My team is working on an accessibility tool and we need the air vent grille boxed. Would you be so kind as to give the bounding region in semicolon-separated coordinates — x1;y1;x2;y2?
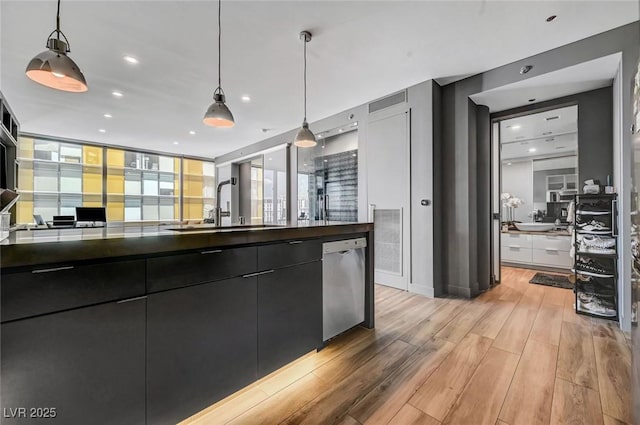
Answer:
368;91;407;113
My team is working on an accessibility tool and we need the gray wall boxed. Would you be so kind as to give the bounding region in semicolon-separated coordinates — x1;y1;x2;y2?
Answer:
437;21;638;298
476;104;491;292
492;87;614;187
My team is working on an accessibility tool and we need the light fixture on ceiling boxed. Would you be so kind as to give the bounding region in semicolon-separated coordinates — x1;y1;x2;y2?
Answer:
98;129;106;133
103;113;112;118
511;125;521;130
203;0;235;128
189;130;196;135
529;148;537;153
25;0;88;92
293;31;317;148
173;141;179;145
519;65;533;75
123;55;139;64
112;91;123;98
241;95;251;103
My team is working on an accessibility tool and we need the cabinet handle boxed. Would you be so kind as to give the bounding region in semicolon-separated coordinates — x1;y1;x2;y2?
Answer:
32;266;74;274
117;295;147;304
242;270;275;278
612;199;618;236
288;241;303;245
508;245;520;249
201;249;223;255
545;248;558;252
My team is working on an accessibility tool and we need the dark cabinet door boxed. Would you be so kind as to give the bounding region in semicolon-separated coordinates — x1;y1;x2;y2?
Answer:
147;276;258;425
258;261;322;377
1;298;146;425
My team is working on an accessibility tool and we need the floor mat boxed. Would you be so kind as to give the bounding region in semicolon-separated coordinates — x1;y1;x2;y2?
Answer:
529;272;573;289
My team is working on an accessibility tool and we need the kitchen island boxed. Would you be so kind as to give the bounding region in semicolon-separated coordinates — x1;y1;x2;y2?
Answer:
0;221;374;425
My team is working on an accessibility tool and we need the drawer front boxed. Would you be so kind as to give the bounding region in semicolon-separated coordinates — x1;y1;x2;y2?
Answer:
147;246;257;292
257;239;321;270
1;259;146;322
501;233;532;248
501;246;532;263
532;248;572;269
531;235;572;251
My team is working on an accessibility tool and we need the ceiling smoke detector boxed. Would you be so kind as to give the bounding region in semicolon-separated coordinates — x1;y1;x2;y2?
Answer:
520;65;533;75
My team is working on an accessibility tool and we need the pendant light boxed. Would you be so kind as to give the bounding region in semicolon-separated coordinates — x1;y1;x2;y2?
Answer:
25;0;88;92
203;0;235;128
294;31;317;148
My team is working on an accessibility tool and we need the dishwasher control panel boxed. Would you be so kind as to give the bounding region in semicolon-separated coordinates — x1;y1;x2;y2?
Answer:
322;237;367;254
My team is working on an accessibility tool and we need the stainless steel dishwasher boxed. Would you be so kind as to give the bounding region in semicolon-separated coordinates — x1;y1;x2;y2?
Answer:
322;237;367;341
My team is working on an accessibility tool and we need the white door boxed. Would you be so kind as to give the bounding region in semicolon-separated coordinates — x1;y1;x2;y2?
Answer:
367;109;410;290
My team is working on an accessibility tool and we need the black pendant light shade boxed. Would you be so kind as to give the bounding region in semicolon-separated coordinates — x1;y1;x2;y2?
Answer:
294;31;316;148
25;0;88;92
204;0;235;128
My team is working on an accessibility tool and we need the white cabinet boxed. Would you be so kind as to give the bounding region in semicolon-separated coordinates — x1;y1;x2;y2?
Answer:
501;232;571;269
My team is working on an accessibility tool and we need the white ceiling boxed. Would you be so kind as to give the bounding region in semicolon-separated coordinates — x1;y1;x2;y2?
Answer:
1;1;637;159
471;53;622;112
500;105;577;160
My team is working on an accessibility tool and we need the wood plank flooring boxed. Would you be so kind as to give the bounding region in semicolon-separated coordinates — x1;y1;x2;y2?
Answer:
181;266;632;425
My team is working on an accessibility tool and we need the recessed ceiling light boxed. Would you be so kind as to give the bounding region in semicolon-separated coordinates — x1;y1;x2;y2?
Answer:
123;55;139;64
511;125;521;130
241;95;251;102
112;91;123;98
507;162;512;166
546;15;557;22
98;129;106;133
519;65;533;75
173;141;179;145
189;130;196;135
103;113;112;118
528;148;537;153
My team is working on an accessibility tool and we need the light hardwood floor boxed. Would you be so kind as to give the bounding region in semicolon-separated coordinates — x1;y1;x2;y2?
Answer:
181;266;632;425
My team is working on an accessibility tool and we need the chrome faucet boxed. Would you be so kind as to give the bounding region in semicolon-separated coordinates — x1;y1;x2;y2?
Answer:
214;177;237;227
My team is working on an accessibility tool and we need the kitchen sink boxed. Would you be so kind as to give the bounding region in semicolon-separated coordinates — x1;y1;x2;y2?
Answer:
514;223;556;232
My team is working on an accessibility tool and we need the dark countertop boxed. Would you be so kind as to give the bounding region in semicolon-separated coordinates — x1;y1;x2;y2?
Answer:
0;221;374;269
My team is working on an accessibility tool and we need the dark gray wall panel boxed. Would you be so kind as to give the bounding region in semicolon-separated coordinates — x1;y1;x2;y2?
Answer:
476;104;491;292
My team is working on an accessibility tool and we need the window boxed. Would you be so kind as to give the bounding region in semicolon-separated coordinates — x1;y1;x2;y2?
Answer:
106;148;180;222
17;137;103;222
16;136;214;224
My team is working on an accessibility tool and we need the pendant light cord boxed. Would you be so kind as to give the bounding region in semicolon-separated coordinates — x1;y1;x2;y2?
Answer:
217;0;222;91
56;0;61;36
303;37;307;122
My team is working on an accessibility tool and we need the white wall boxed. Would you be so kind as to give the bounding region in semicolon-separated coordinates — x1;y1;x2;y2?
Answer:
501;161;533;222
613;59;631;331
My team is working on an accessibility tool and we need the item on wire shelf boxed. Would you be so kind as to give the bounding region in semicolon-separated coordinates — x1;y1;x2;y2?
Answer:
572;257;615;278
578;234;616;255
576;201;610;215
